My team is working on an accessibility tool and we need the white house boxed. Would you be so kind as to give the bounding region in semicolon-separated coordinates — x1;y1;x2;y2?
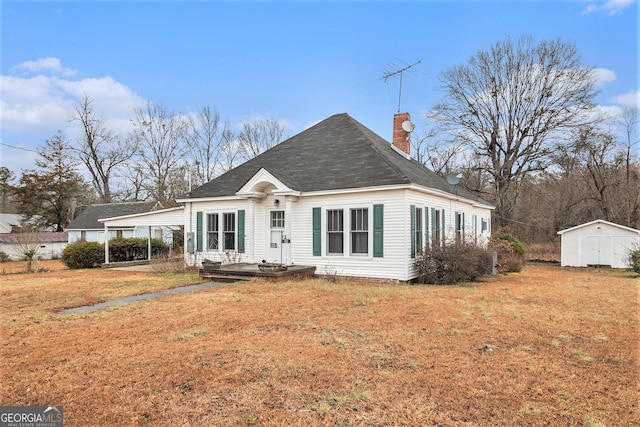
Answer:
0;232;68;261
0;214;22;233
557;219;640;269
173;113;494;281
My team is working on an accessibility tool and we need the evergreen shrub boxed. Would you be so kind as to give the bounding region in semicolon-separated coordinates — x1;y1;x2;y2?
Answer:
628;247;640;275
61;241;104;269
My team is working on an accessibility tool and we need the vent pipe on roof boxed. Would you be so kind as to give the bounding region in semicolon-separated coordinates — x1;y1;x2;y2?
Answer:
392;112;413;155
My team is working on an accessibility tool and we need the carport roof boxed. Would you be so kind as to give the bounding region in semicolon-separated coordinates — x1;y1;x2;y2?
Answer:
67;201;158;230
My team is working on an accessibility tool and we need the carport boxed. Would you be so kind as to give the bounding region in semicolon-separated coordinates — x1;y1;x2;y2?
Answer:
99;206;185;265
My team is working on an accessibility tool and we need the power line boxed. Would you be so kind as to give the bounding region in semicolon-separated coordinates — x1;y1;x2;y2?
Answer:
0;142;38;153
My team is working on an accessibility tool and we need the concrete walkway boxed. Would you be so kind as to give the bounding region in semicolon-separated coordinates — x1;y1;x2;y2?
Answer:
60;281;231;315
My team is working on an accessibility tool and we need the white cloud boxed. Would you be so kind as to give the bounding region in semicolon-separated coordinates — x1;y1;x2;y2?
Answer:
581;0;637;15
13;57;77;77
592;68;617;86
1;58;145;137
612;89;640;108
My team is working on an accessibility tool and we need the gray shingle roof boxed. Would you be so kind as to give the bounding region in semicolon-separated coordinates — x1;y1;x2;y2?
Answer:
66;201;158;230
183;113;491;206
0;232;68;243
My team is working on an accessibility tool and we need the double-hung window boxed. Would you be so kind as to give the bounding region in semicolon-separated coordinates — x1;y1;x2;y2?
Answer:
415;207;423;255
223;213;235;250
327;209;344;254
455;212;464;243
351;208;368;255
433;209;441;247
207;213;219;250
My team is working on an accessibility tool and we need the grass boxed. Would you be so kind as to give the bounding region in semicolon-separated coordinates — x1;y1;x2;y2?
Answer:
1;261;638;426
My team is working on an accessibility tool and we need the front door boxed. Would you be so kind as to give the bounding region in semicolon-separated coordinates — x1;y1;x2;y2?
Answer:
267;210;285;263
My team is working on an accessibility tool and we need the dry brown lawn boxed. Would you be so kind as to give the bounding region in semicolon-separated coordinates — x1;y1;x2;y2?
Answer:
1;261;638;426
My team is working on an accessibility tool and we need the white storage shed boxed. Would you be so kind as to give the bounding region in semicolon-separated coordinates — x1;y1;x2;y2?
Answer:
557;219;640;269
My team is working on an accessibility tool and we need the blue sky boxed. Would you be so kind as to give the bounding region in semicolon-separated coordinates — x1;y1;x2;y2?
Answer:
1;0;638;174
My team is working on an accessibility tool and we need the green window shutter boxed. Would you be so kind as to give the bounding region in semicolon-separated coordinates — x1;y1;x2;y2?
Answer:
410;205;416;258
373;204;384;257
196;211;203;252
462;212;465;238
312;207;321;256
431;207;436;238
237;209;245;253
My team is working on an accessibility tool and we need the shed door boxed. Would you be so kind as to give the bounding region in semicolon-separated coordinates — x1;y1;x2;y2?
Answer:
586;236;612;267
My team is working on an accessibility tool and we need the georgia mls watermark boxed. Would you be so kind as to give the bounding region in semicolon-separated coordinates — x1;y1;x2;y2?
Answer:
0;406;63;427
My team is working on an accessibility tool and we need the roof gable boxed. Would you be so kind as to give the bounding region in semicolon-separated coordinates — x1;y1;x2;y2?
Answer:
557;219;640;235
235;168;298;199
182;113;490;206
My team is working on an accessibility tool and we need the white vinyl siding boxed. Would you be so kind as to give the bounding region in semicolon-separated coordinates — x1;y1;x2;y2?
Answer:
184;187;493;281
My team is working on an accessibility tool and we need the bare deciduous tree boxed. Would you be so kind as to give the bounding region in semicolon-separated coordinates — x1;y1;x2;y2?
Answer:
187;106;234;187
10;226;42;272
70;95;135;203
237;117;289;161
431;35;599;227
129;102;190;206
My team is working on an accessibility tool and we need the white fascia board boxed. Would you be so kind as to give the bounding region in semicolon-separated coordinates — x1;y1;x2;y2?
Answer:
301;184;494;209
557;219;640;235
175;195;242;203
98;206;184;224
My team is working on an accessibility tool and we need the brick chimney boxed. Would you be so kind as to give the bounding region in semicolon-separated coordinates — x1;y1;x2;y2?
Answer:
392;112;412;155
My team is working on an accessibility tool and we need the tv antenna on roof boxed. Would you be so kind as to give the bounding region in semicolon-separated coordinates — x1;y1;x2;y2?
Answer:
380;60;421;112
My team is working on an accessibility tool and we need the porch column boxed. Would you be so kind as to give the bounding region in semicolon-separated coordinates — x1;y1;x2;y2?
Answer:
247;199;255;262
148;226;152;261
284;197;293;265
104;226;110;264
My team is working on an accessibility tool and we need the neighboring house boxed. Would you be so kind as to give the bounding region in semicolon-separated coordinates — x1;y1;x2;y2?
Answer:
66;201;173;245
0;232;68;261
557;219;640;269
172;112;494;281
0;213;22;233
